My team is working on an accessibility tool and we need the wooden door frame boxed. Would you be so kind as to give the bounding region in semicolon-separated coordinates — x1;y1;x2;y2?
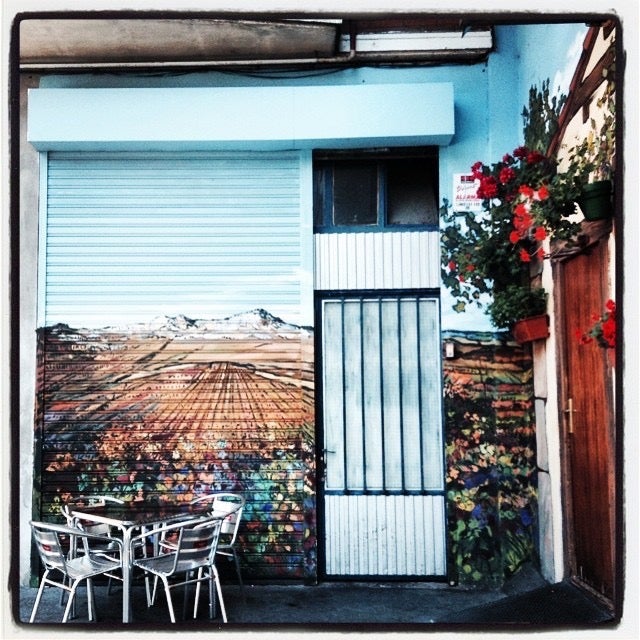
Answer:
553;235;621;611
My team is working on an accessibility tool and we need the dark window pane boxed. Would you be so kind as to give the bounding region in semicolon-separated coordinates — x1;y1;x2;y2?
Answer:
332;164;378;226
313;166;327;227
387;159;438;225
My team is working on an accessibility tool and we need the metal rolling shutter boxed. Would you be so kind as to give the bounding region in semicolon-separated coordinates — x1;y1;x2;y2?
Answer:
42;151;304;327
38;150;312;579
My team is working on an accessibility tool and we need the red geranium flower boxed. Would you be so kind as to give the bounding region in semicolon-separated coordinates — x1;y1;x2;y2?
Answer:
477;176;498;199
471;161;484;179
513;146;529;159
499;167;516;184
518;184;535;199
513;202;529;217
577;300;616;349
536;185;550;200
513;210;532;232
526;151;545;164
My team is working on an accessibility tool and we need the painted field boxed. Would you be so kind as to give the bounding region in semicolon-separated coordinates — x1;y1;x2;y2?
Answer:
35;310;316;579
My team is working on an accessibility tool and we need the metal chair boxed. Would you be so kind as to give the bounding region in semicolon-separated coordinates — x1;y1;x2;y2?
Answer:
131;515;227;623
62;495;125;595
29;520;123;623
62;495;125;547
190;493;246;597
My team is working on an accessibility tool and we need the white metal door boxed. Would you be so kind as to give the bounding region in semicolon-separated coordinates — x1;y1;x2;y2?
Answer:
320;293;446;577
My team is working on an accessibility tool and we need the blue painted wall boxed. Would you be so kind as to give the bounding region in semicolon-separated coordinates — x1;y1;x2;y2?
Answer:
39;54;494;332
31;21;590;583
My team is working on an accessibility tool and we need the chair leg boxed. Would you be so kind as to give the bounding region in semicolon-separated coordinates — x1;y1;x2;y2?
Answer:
86;578;95;622
193;568;203;619
62;579;81;623
182;572;192;621
59;576;67;606
137;527;153;608
231;550;245;602
29;571;49;623
150;575;159;606
208;570;216;620
211;565;227;623
143;574;152;606
161;576;176;624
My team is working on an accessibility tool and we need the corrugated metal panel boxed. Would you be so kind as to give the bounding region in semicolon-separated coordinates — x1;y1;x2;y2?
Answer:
325;495;446;576
314;231;440;290
38;150;315;580
43;151;303;327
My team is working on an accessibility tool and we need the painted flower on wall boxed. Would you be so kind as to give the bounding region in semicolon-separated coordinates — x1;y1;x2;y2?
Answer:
443;339;538;587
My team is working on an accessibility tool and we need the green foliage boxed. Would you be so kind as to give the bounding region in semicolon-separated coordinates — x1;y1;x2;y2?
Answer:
445;374;538;585
565;78;616;184
441;78;584;331
489;285;548;329
440;147;581;330
522;79;567;153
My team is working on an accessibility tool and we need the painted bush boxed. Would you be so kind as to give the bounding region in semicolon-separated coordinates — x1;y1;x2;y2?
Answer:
34;310;316;580
442;331;538;586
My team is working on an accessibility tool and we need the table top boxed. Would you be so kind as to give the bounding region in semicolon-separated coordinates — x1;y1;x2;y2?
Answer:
70;500;213;529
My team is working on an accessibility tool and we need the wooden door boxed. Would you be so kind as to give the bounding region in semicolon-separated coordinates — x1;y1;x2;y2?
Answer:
556;239;616;605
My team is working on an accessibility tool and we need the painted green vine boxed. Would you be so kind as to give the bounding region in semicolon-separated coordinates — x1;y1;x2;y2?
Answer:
444;356;538;586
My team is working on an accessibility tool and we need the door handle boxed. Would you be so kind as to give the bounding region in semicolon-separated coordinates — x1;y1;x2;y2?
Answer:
564;397;577;434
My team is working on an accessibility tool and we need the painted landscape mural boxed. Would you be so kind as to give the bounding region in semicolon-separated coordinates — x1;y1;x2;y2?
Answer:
35;309;536;585
35;308;316;579
442;330;537;586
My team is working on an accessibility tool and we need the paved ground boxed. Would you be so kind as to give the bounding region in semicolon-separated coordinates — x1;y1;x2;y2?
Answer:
12;564;616;632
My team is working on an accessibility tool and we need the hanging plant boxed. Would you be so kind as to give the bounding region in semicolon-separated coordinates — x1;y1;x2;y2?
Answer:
441;146;582;331
565;76;616;220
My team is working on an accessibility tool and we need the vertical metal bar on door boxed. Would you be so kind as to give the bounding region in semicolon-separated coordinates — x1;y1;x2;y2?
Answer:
397;297;406;492
378;298;387;493
340;298;348;490
416;298;425;491
359;298;367;491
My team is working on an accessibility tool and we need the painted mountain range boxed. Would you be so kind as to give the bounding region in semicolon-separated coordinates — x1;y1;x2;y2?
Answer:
36;307;315;578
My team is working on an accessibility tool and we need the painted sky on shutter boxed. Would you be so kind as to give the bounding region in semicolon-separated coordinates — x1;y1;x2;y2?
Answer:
41;151;312;329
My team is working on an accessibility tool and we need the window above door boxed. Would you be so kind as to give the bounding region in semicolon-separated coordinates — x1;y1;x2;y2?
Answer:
313;148;439;232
